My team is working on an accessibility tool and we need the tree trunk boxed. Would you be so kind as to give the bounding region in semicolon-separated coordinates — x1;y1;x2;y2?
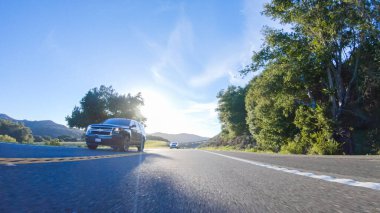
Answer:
331;53;346;119
327;67;337;118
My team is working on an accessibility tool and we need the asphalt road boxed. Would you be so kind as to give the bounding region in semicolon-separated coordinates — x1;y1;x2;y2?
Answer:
1;142;379;212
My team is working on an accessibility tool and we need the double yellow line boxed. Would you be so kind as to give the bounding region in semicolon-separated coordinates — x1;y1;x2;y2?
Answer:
0;152;144;165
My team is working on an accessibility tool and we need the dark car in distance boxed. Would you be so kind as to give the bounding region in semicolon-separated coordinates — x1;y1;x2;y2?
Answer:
85;118;146;152
169;142;179;149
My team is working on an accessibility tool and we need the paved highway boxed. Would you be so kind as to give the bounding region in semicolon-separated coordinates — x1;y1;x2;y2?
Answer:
1;142;379;212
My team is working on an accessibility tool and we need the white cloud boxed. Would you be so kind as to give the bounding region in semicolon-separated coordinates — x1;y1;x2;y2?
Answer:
188;58;235;87
188;0;268;88
149;6;193;76
43;29;64;54
188;51;254;88
144;7;201;99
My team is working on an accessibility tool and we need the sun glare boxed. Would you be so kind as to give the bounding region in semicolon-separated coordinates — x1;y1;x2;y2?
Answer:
139;89;185;134
130;88;218;137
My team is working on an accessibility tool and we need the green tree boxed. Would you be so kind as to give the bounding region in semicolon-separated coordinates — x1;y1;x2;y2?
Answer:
216;86;249;140
245;65;299;152
264;0;380;153
242;0;380;154
66;85;146;129
0;119;34;143
0;134;17;142
264;0;380;120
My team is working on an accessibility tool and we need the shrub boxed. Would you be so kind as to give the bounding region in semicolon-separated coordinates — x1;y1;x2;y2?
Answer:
308;135;339;155
0;119;34;143
44;139;61;146
280;140;304;154
293;105;339;154
0;134;17;142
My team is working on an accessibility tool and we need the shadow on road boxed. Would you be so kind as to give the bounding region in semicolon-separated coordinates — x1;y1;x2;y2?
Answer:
1;150;218;212
0;142;148;158
0;149;229;212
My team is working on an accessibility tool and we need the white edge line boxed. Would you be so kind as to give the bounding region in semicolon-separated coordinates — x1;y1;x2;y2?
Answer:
201;150;380;191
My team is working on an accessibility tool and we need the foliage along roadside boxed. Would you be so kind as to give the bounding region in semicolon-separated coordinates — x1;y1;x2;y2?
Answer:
0;119;34;143
0;134;17;142
210;1;380;155
144;140;169;148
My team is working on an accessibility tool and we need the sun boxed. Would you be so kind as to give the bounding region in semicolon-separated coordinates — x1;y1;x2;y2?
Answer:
139;89;184;133
130;87;218;137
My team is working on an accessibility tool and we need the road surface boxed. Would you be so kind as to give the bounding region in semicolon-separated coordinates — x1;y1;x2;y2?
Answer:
1;142;379;212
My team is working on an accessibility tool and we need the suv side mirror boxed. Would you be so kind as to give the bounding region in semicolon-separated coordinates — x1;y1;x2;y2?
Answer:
130;124;137;129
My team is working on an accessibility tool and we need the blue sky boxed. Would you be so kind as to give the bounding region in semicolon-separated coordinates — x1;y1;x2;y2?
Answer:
0;0;279;137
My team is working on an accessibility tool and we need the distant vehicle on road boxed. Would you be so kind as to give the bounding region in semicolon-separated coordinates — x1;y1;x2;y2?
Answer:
85;118;146;152
169;142;179;149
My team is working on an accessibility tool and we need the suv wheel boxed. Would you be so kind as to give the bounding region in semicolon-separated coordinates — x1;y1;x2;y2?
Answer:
120;135;130;152
137;140;145;152
87;144;98;150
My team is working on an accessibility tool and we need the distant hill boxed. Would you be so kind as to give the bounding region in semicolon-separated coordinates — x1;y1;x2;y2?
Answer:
0;113;83;138
146;135;169;142
149;132;209;143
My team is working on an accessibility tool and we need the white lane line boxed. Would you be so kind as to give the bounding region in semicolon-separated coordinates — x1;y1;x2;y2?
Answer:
202;150;380;191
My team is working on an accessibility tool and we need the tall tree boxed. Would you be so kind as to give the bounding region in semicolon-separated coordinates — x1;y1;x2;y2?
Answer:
263;0;380;121
216;86;249;140
66;85;146;129
242;0;380;154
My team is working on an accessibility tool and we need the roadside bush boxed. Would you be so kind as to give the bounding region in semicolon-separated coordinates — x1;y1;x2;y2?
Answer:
366;128;380;154
0;134;17;142
308;132;339;155
280;140;303;154
0;119;34;143
57;135;78;142
44;139;61;146
293;105;340;154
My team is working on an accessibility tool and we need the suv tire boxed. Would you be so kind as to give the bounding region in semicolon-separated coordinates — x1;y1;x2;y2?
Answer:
137;140;144;152
120;135;130;152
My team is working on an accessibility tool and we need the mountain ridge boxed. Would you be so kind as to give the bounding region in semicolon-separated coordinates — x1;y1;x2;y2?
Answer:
149;132;209;143
0;113;83;138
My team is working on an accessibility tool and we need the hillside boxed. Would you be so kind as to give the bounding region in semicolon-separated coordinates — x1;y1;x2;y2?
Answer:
0;114;83;138
149;132;209;143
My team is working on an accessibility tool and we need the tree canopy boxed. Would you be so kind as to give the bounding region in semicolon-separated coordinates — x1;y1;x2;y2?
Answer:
66;85;146;129
0;119;34;143
212;0;380;154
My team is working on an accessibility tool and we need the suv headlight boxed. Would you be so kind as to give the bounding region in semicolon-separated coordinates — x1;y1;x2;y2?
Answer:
113;127;121;134
86;125;92;135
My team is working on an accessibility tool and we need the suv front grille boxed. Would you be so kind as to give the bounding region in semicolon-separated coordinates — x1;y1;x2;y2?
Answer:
90;130;112;135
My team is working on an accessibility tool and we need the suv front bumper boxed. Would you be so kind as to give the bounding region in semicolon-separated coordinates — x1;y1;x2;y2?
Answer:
85;134;124;146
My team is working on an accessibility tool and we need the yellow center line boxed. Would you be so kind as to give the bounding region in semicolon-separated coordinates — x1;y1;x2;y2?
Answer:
0;152;144;165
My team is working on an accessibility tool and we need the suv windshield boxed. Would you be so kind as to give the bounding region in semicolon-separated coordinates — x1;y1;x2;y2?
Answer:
102;119;131;126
